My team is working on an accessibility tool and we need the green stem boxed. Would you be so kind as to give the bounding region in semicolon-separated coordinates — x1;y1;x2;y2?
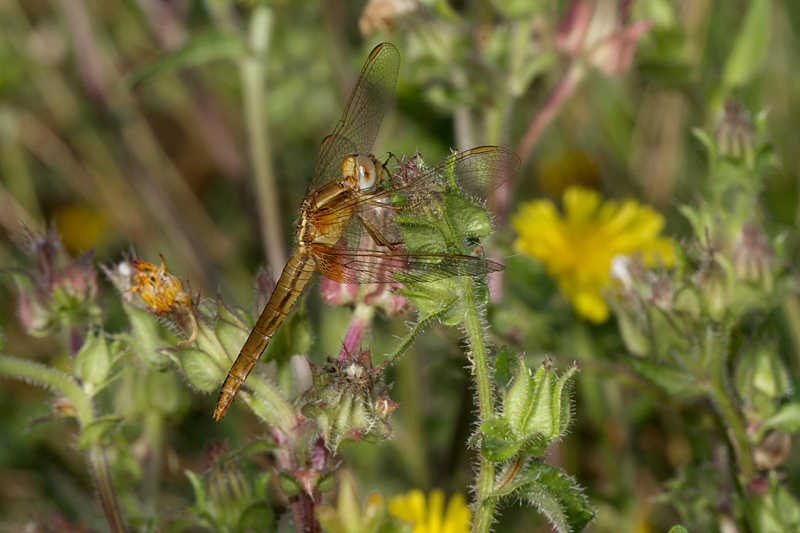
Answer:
142;411;164;519
240;7;286;276
0;355;93;425
706;330;754;484
458;280;496;533
381;312;436;368
88;443;127;533
0;355;126;531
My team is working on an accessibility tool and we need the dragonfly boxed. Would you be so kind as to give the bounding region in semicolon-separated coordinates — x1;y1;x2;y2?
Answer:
214;42;520;420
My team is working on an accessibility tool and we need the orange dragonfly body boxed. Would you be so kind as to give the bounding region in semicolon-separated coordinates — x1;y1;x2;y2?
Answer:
214;42;519;420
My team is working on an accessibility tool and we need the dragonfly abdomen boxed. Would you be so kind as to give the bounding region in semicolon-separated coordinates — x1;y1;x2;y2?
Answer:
213;249;315;420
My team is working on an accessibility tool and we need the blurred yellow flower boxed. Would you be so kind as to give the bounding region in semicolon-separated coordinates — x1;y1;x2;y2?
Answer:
513;186;674;323
388;489;470;533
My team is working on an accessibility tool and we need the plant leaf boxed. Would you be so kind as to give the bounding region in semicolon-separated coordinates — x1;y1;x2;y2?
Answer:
77;415;123;450
490;461;595;533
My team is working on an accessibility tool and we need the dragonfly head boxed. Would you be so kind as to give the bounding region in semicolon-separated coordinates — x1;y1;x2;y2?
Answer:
343;154;382;191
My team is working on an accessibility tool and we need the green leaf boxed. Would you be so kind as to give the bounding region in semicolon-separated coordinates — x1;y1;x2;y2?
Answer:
624;356;703;399
504;356;531;430
185;469;208;507
490;462;595;533
494;346;512;389
216;313;249;362
762;404;800;435
180;347;225;392
77;415;123;450
479;416;523;462
125;307;174;365
691;127;716;155
278;472;304;498
721;0;770;89
125;31;248;87
394;218;448;255
443;193;492;243
238;502;273;533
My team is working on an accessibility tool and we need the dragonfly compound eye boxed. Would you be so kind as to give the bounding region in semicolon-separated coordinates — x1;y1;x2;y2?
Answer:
355;154;378;190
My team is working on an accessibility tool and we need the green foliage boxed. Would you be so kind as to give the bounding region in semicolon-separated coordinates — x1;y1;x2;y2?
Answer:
490;462;594;533
1;0;800;532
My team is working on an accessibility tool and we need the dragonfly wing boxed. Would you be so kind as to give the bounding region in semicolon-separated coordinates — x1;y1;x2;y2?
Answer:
306;43;400;194
310;214;502;285
312;243;503;285
386;146;521;203
316;147;520;249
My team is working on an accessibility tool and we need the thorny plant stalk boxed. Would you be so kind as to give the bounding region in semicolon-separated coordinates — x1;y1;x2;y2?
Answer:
459;278;497;533
706;329;755;484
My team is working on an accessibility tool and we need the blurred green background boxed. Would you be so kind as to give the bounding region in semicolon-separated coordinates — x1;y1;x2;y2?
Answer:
1;0;799;531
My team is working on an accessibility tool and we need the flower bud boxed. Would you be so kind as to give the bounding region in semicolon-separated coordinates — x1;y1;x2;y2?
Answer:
302;349;396;452
735;341;789;418
733;224;774;291
5;227;103;339
74;331;111;394
480;356;578;461
715;101;756;165
697;256;733;322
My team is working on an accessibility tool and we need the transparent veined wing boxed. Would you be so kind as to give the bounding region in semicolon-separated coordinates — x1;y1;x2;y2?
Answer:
306;42;400;195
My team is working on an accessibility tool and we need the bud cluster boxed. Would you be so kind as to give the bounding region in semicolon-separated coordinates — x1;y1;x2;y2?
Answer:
302;349;398;452
5;226;103;342
479;356;579;462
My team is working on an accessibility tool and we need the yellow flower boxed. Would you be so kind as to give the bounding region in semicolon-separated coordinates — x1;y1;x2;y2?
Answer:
512;186;674;323
388;489;470;533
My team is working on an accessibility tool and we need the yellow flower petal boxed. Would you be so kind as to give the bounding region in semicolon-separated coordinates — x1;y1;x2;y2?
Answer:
513;186;674;323
388;489;470;533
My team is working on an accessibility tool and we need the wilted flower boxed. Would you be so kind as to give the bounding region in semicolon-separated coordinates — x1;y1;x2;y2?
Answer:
104;255;246;389
733;223;775;290
513;186;674;323
4;226;103;346
302;348;397;452
388;489;470;533
128;256;197;344
715;100;757;165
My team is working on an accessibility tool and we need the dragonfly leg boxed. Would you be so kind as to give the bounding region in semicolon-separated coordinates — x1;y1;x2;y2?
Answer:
358;214;399;251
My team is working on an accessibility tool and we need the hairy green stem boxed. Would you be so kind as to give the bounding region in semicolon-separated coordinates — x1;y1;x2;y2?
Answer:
0;355;126;531
706;330;754;484
0;355;93;425
88;443;127;533
381;312;436;368
458;279;496;533
142;411;164;519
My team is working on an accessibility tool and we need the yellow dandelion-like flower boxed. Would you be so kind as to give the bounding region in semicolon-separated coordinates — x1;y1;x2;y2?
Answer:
512;186;674;323
388;489;470;533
